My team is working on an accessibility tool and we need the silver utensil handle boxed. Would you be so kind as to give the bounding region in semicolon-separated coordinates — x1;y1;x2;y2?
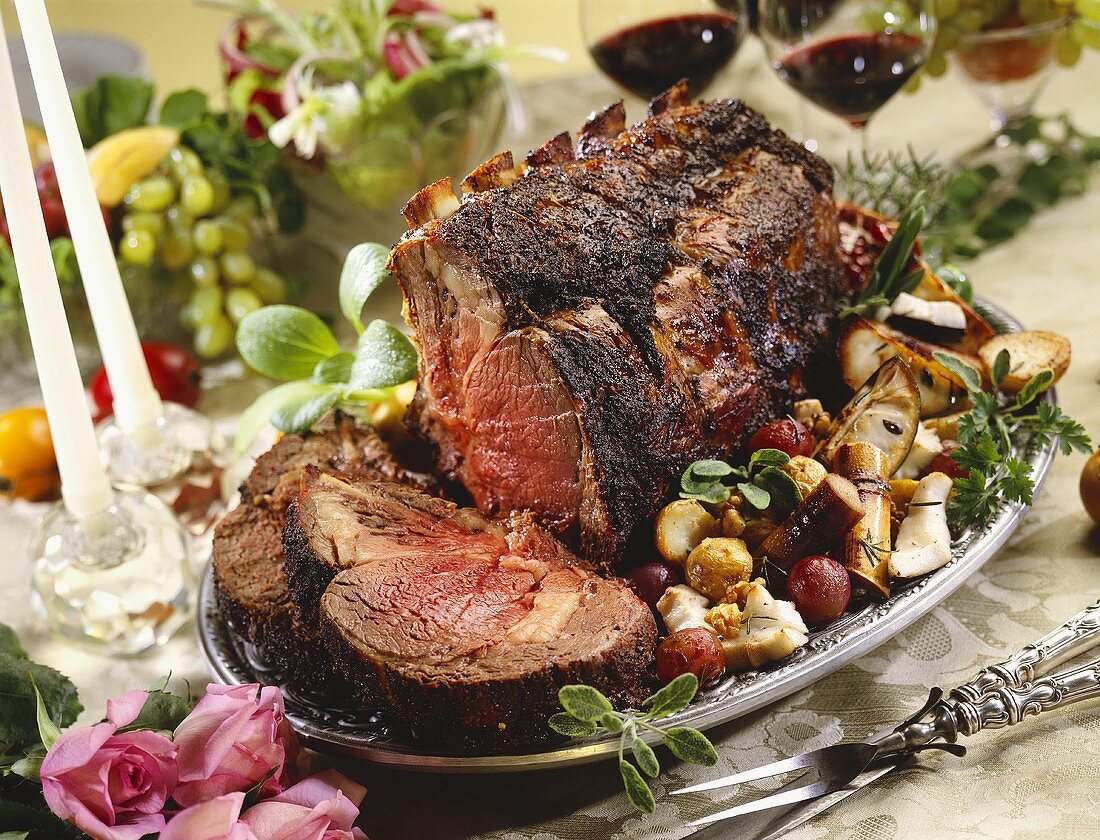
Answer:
952;600;1100;701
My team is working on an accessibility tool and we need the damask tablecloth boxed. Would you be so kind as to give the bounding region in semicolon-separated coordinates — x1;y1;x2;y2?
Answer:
2;41;1098;840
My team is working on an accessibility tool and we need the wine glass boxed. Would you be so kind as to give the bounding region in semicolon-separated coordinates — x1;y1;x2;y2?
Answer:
758;0;936;155
581;0;746;100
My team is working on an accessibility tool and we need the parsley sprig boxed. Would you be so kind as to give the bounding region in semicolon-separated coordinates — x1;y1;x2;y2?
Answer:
932;350;1091;529
837;195;926;320
680;450;802;517
548;675;718;813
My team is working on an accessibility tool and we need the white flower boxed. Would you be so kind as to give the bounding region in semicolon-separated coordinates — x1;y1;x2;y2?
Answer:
269;101;323;159
268;82;362;159
445;19;504;50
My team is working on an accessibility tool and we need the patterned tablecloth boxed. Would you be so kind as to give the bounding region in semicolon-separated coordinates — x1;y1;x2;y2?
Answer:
2;40;1099;840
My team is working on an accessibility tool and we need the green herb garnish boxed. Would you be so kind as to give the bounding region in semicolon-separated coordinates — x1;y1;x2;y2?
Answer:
548;675;718;814
680;450;802;516
932;350;1091;529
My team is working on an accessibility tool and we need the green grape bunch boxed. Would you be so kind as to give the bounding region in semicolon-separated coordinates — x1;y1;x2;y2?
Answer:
860;0;1100;80
117;145;290;359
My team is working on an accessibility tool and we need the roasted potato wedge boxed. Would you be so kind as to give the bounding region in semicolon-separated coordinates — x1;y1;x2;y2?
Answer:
655;499;719;565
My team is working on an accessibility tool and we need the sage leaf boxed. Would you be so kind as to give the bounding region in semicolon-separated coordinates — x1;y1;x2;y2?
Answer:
339;243;391;334
237;305;341;381
749;448;790;470
688;459;734;478
548;713;597;738
158;88;208;128
33;682;60;750
1016;369;1054;408
348;320;418;391
0;654;80;747
932;350;982;395
631;736;660;779
737;481;771;510
116;690;192;734
599;712;624;734
643;673;698;718
558;685;613;722
662;727;719;766
270;385;341;435
0;624;26;659
313;352;355;385
755;467;803;517
681;482;731;506
233;380;334;453
619;759;656;814
991;348;1011;389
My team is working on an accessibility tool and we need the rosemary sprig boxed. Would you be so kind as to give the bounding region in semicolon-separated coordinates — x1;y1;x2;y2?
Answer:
548;675;718;813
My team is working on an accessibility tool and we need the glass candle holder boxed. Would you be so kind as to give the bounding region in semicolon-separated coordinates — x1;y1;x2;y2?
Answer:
30;486;192;656
97;401;225;487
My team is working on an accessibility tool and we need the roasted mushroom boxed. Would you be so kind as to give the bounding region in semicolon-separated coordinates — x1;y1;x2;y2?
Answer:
889;471;953;578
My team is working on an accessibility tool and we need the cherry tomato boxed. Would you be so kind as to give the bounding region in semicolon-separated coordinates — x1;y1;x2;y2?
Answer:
786;555;851;625
0;406;59;501
90;341;202;419
1081;449;1100;526
922;440;967;480
748;418;812;458
656;628;725;686
625;561;683;608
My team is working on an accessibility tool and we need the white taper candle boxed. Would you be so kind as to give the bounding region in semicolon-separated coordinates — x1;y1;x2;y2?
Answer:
13;0;162;433
0;13;112;518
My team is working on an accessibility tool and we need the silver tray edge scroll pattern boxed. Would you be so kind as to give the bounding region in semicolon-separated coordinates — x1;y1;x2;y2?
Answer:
197;297;1056;773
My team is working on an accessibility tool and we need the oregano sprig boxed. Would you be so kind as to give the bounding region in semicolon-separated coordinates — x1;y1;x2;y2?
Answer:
931;350;1091;529
548;675;718;814
680;449;802;517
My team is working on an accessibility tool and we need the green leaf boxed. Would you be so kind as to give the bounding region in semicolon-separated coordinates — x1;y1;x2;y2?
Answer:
548;713;597;738
339;243;391;334
233;380;334;453
631;736;660;779
737;481;771;511
932;350;982;395
270;385;341;435
662;727;719;766
158;89;209;128
348;320;418;391
619;759;656;814
9;755;41;783
0;799;83;838
116;690;192;734
558;685;613;722
1015;369;1055;408
313;352;355;385
31;684;58;751
599;712;624;734
236;305;342;381
0;831;30;840
0;626;25;660
688;459;735;478
1016;161;1061;206
643;673;698;718
754;467;802;517
70;75;154;146
749;448;790;470
0;655;80;747
991;349;1010;389
242;765;281;811
680;484;732;506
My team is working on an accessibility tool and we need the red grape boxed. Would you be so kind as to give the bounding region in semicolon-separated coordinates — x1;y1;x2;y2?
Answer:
656;628;725;686
625;561;683;608
748;418;812;458
786;555;851;625
39;196;68;241
90;341;202;420
922;440;966;480
34;161;59;197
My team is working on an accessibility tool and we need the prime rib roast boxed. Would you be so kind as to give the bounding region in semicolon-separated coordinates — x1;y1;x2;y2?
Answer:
390;82;846;566
214;86;851;749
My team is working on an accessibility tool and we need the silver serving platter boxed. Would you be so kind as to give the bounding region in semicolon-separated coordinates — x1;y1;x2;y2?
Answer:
198;298;1055;773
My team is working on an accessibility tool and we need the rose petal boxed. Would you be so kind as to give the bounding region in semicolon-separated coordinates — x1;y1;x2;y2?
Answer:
161;793;250;840
106;690;150;728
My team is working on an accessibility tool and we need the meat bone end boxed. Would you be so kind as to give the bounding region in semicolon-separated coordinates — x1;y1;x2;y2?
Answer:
525;132;575;169
402;178;462;228
460;151;522;195
648;79;691;117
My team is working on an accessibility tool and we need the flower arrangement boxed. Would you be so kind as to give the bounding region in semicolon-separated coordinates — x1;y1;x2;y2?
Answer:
0;623;365;839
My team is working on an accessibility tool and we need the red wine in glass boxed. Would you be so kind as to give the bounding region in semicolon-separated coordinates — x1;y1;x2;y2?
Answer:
589;13;742;99
776;32;926;127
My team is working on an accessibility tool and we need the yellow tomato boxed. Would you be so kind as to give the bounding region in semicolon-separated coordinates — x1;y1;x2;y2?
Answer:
0;407;59;501
1082;449;1100;526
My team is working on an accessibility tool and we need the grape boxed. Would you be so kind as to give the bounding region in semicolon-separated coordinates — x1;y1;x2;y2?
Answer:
194;316;234;359
1056;32;1083;65
222;195;259;222
748;419;812;457
165;206;194;230
208;171;231;213
180;176;215;216
226;288;263;324
221;251;256;284
625;561;683;608
189;256;220;287
161;229;195;271
122;212;166;238
188;286;224;324
250;268;288;304
193;220;224;257
786;556;851;625
166;146;203;181
124;176;176;212
1072;16;1100;49
655;629;725;686
120;230;156;266
217;219;251;252
922;440;967;479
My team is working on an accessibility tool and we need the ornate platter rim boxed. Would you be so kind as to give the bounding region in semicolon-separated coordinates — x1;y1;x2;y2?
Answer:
197;297;1055;773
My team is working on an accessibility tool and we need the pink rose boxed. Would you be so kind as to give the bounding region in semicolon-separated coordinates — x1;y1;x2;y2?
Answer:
40;690;177;840
161;793;252;840
242;770;368;840
172;684;299;808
